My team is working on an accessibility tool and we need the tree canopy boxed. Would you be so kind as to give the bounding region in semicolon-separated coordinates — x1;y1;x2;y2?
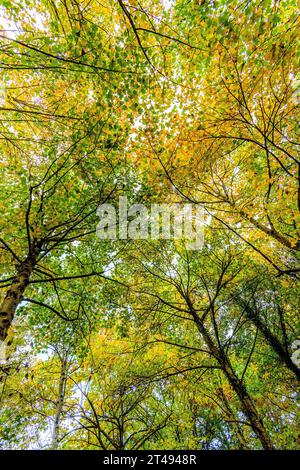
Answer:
0;0;299;450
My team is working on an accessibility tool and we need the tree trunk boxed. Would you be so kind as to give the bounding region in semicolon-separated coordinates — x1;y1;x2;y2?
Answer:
241;301;300;381
0;244;39;341
222;358;274;450
51;354;68;450
188;304;275;449
217;387;248;449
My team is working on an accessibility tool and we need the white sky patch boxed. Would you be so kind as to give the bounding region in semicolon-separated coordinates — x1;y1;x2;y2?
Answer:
0;7;18;39
0;6;49;39
161;0;174;12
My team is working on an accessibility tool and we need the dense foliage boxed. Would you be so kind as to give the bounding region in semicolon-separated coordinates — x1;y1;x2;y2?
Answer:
0;0;299;450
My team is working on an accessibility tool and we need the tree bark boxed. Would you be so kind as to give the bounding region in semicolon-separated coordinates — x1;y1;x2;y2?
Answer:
187;302;275;449
217;387;248;449
0;244;40;342
241;301;300;381
51;353;68;450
